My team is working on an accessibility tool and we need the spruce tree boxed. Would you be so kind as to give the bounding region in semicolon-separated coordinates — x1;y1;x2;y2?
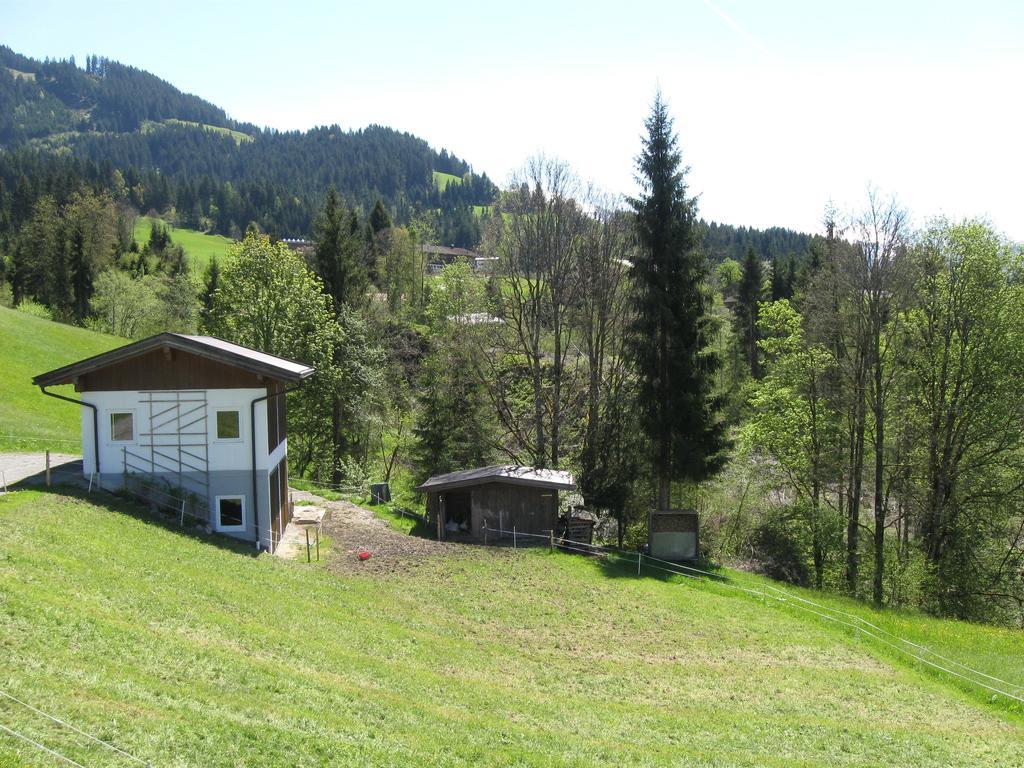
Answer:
368;199;391;234
313;186;367;310
628;93;730;510
201;256;220;318
412;344;493;482
734;245;763;378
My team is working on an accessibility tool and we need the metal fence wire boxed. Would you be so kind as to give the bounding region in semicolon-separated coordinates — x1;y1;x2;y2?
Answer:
481;524;1024;706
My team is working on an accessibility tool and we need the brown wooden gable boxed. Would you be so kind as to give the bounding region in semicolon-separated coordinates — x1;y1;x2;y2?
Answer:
76;347;270;392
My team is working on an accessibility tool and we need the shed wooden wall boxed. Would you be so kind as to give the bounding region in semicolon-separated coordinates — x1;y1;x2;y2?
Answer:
471;483;557;538
427;482;559;540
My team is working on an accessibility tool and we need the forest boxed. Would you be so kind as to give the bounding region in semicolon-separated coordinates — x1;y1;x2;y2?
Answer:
1;46;1021;629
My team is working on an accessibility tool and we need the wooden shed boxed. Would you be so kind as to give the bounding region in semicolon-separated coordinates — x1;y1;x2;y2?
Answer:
415;465;576;541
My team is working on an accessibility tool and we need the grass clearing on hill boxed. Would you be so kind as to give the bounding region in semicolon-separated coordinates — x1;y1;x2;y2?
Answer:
133;216;234;273
1;488;1021;767
0;306;122;452
433;170;462;191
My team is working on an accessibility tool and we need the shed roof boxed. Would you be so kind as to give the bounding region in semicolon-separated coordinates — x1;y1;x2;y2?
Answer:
33;333;315;387
415;465;576;493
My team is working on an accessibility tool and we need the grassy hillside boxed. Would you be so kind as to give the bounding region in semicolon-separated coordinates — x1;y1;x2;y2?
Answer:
1;488;1021;767
433;170;462;191
0;306;123;452
133;216;234;272
161;118;253;144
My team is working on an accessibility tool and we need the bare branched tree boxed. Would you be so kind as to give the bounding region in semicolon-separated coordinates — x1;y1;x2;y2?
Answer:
481;156;588;468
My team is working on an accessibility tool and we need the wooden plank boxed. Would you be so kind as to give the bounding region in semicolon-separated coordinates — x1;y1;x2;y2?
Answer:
80;348;266;391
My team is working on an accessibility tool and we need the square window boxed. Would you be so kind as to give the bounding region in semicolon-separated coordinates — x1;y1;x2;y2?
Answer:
216;410;240;440
218;496;244;528
110;412;134;442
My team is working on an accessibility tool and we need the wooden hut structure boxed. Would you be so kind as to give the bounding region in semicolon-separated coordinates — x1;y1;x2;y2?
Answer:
415;465;575;541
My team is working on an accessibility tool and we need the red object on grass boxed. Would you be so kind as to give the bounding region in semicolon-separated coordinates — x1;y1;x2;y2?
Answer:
358;551;371;560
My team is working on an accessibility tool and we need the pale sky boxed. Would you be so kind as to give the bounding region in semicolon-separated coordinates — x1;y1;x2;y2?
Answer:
3;0;1022;239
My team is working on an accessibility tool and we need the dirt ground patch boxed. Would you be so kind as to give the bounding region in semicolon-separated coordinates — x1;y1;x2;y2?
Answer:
291;489;502;576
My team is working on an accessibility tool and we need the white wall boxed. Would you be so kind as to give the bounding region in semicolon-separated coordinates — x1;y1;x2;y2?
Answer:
80;388;270;476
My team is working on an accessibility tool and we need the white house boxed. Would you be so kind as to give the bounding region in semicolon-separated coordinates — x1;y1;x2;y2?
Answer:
33;333;314;551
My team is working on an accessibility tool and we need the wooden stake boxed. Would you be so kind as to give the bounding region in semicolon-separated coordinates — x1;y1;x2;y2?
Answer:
45;450;51;487
549;530;554;553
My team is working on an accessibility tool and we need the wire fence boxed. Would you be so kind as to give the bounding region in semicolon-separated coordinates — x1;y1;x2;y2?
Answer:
482;524;1024;706
0;689;150;767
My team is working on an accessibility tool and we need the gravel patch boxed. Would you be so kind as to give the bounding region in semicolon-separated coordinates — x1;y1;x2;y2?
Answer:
0;452;83;488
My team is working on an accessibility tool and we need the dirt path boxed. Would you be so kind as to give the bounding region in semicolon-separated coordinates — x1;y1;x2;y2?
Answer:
291;489;476;575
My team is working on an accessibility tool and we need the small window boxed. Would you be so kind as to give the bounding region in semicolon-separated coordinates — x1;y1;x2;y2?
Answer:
217;496;245;529
110;412;134;442
216;410;240;440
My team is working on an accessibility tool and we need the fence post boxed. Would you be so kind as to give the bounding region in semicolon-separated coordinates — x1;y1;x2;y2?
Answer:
513;525;517;550
45;450;51;487
180;500;185;526
637;551;642;576
305;528;311;563
549;530;554;553
121;447;127;491
483;524;488;547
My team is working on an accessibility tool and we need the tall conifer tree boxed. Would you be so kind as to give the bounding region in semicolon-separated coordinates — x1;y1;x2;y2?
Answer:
735;244;763;378
313;186;367;310
629;93;729;510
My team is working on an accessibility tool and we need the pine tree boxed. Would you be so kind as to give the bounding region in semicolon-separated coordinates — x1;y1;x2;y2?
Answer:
734;244;763;378
313;186;367;310
412;344;493;482
201;256;220;318
628;93;730;510
368;199;391;234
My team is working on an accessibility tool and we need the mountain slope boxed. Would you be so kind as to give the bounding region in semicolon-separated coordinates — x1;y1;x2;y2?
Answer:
0;46;496;242
0;488;1021;767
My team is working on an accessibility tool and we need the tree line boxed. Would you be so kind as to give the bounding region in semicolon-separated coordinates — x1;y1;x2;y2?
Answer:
3;84;1019;627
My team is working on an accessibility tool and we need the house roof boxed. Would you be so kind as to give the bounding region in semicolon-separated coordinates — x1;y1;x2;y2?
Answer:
415;465;576;493
33;333;315;387
419;244;482;259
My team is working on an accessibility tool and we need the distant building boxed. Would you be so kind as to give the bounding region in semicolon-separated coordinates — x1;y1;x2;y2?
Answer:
281;238;315;258
33;333;314;551
420;244;494;273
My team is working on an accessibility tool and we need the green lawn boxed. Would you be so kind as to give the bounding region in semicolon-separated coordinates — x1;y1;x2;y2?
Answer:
0;306;123;452
432;170;462;191
133;216;235;273
1;488;1021;767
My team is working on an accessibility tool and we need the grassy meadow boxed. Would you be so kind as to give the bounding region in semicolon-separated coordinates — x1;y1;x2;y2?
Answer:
133;216;234;272
0;306;123;452
432;170;463;191
140;118;254;145
1;488;1021;767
